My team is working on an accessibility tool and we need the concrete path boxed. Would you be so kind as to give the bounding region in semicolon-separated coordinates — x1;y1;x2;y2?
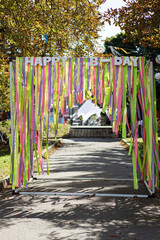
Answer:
0;138;160;240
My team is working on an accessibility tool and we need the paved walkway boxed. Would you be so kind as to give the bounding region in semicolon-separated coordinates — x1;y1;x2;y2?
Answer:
0;138;160;240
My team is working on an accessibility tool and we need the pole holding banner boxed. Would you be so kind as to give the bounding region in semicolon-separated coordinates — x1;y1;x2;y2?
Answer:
9;60;14;193
9;61;13;146
150;61;155;194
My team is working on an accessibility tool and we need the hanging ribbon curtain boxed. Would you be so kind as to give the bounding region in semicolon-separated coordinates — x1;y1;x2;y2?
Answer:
10;57;160;190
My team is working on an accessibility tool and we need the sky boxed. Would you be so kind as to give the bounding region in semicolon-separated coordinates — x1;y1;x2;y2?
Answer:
98;0;126;45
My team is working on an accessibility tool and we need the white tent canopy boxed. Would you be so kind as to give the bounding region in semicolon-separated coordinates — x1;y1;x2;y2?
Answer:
75;100;102;124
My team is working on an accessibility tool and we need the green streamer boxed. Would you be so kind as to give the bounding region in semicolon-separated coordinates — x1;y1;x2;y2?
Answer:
102;62;110;113
128;136;133;155
122;64;127;138
132;149;138;189
34;143;40;175
137;148;143;172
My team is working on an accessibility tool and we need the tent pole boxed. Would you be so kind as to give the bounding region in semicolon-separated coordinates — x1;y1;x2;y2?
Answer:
9;60;14;190
9;61;13;149
150;61;155;194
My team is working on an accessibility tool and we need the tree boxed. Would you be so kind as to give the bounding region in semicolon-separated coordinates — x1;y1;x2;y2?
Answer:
104;33;160;78
104;33;160;110
105;33;138;56
0;55;10;111
0;0;106;57
104;32;160;59
105;0;160;48
0;0;106;111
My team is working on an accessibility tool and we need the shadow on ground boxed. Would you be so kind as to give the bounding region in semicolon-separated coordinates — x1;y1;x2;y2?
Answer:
0;138;160;240
0;187;160;240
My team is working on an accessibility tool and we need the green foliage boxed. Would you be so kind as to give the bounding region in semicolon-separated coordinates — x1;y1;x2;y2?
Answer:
0;120;11;138
0;144;10;180
0;0;106;111
105;33;137;56
105;0;160;48
123;137;160;157
0;0;106;57
0;57;10;111
104;33;160;77
105;32;160;111
105;33;160;58
0;121;69;179
47;123;70;138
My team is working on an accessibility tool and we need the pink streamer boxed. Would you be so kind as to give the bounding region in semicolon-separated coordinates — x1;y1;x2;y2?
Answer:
135;116;138;170
41;66;46;116
58;62;60;100
36;132;44;174
93;66;95;96
46;64;49;111
115;66;123;133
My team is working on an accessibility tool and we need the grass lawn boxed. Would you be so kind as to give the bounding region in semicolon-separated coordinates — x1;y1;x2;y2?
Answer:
123;137;160;143
123;137;143;143
0;122;70;180
122;137;160;156
45;123;70;138
0;144;10;180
